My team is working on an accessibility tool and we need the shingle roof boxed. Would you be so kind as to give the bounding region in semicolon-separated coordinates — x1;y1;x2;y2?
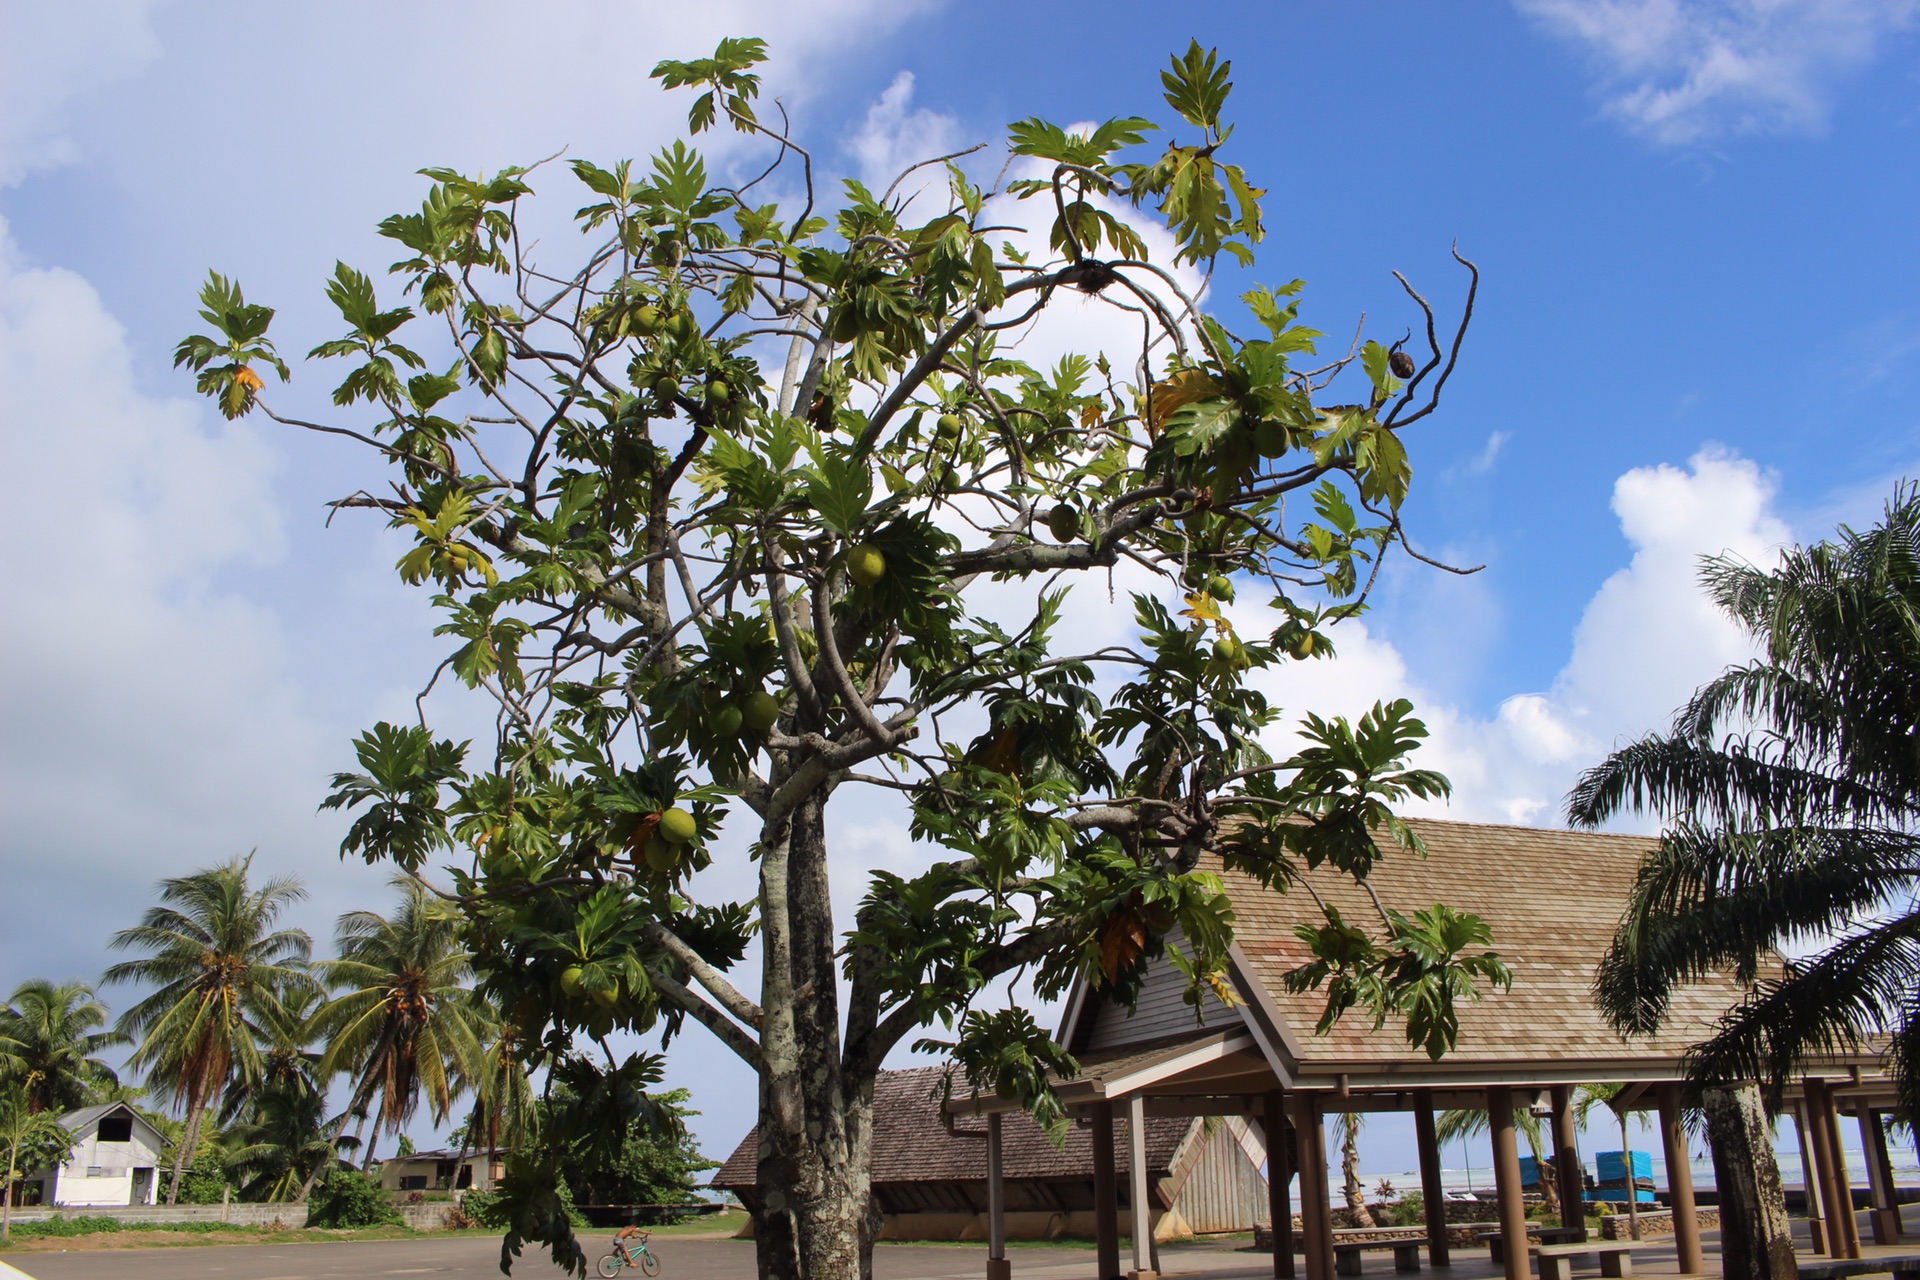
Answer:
711;1066;1192;1192
1222;817;1755;1071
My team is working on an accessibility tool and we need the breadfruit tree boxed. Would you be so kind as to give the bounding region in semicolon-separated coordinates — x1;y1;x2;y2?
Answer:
176;37;1505;1279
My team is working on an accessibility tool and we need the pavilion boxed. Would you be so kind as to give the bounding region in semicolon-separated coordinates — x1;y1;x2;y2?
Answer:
958;818;1902;1280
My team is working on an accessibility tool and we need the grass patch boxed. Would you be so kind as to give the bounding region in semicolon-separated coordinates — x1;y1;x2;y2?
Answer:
0;1222;470;1253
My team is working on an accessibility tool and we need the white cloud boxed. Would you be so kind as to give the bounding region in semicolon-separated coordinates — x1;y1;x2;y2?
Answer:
0;217;393;981
1518;0;1919;145
846;71;966;197
0;0;164;184
1246;447;1794;831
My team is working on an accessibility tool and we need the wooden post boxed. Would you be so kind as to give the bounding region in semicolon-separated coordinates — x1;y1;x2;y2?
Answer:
1488;1086;1530;1280
1265;1090;1295;1279
1551;1085;1585;1239
1414;1090;1451;1267
1127;1094;1155;1280
1093;1100;1121;1280
1702;1084;1797;1280
1821;1087;1863;1258
1859;1105;1902;1245
1294;1091;1333;1280
986;1111;1009;1280
1793;1101;1829;1255
1804;1090;1850;1266
1657;1084;1704;1276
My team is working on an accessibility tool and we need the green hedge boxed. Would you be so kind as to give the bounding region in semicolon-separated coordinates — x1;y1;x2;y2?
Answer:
307;1168;403;1229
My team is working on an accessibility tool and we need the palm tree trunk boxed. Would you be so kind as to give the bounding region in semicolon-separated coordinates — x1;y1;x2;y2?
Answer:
4;1145;17;1242
1341;1120;1376;1227
166;1081;210;1207
296;1067;382;1202
1621;1112;1640;1241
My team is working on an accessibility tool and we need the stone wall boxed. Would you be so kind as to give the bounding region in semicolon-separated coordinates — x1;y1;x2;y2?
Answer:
1598;1207;1721;1240
3;1202;308;1228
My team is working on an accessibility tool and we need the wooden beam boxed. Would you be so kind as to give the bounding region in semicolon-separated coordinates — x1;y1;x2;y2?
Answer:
1414;1089;1450;1267
1858;1104;1902;1245
1657;1084;1704;1275
1093;1099;1120;1280
1551;1084;1586;1239
1488;1086;1530;1280
1793;1100;1829;1255
1820;1084;1863;1258
1806;1079;1860;1260
1293;1090;1333;1280
1128;1094;1156;1280
985;1111;1008;1280
1265;1089;1295;1279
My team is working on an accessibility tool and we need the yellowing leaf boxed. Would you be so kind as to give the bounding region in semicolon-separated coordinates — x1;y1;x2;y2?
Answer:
1147;368;1221;437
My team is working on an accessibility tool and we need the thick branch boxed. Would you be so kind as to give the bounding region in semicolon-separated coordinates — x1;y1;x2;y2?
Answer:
645;962;763;1070
643;921;763;1030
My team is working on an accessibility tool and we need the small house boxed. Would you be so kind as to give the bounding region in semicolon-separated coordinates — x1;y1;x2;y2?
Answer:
10;1102;169;1208
377;1147;505;1194
711;1065;1270;1241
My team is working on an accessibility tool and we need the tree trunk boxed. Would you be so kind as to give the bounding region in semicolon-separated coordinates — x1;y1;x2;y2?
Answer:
1620;1111;1640;1241
1341;1120;1376;1227
166;1088;208;1207
4;1146;16;1242
751;791;882;1279
1704;1085;1795;1280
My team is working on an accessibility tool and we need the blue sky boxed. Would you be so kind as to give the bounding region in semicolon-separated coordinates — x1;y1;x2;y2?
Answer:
3;0;1918;1182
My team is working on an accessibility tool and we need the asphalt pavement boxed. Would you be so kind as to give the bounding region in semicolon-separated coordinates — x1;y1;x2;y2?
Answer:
0;1236;1282;1280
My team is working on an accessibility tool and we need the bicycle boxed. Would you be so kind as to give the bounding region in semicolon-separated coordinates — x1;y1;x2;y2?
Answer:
596;1226;661;1277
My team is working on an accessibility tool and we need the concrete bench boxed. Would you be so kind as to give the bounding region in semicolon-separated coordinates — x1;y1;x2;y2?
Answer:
1481;1227;1588;1264
1333;1239;1423;1275
1798;1258;1920;1280
1534;1241;1642;1280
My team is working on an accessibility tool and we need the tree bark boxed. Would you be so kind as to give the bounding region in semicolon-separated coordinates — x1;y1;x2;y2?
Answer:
1704;1084;1795;1280
166;1085;208;1207
1340;1118;1375;1227
751;791;881;1280
1620;1111;1640;1241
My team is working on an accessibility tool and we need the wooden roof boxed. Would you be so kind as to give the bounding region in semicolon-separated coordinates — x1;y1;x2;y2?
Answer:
1064;818;1782;1090
710;1066;1192;1194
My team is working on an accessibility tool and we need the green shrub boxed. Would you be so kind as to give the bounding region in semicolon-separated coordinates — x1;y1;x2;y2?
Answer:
307;1167;403;1228
174;1146;235;1205
459;1178;586;1230
459;1186;508;1228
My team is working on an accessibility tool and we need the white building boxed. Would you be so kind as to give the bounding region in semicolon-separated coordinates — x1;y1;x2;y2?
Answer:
14;1102;169;1208
378;1147;505;1194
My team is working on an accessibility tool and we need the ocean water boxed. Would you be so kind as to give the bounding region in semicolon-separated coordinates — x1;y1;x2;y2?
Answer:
1298;1146;1918;1208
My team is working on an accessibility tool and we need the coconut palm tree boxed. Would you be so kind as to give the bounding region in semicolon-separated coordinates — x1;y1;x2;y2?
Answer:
104;855;314;1204
1329;1112;1376;1226
1;1089;70;1241
1436;1105;1560;1219
214;987;334;1201
1575;1083;1645;1241
300;878;488;1196
457;1019;536;1158
0;980;122;1114
1567;487;1920;1113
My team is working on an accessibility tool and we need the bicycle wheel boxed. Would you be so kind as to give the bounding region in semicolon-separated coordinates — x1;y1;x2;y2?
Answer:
596;1251;625;1278
636;1247;661;1277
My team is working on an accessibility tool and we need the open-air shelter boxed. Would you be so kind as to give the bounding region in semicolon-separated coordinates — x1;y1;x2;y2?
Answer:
958;818;1901;1280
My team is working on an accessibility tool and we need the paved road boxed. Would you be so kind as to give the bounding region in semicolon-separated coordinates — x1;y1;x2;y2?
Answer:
0;1236;1282;1280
